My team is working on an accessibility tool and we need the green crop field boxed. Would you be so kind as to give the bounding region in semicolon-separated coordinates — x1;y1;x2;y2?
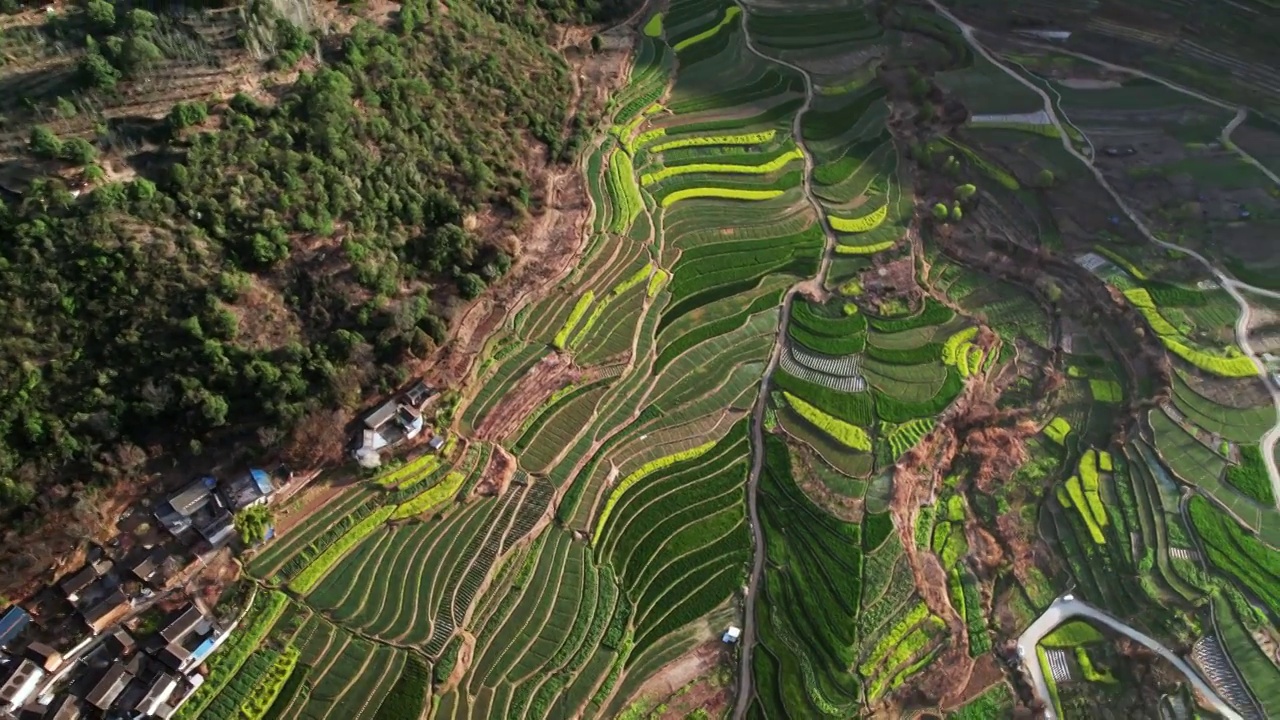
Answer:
174;0;1280;716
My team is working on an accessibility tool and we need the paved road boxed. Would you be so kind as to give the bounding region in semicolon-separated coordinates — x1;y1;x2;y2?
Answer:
730;3;840;717
1017;596;1244;720
927;0;1280;509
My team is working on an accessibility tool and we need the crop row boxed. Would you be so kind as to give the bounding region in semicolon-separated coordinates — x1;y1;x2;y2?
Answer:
803;85;890;144
641;147;802;185
773;369;875;425
792;299;867;337
668;67;802;116
660;184;786;208
871;367;964;424
271;497;384;583
371;655;429;720
787;343;864;379
866;622;941;701
1090;379;1123;403
290;506;397;594
390;471;467;520
788;319;866;355
1044;416;1072;445
656;287;782;371
664;97;805;136
783;392;871;451
1188;495;1280;616
513;378;612;453
204;646;280;720
648;129;777;154
887;418;934;459
813;128;893;186
592;439;718;544
1063;475;1107;544
931;518;968;567
755;437;865;709
175;591;289;720
606;151;643;235
858;601;931;675
1226;445;1274;505
865;341;943;366
827;202;888;234
239;644;300;720
553;292;595;350
556;404;663;524
672;6;742;52
834;239;895;255
867;298;955;333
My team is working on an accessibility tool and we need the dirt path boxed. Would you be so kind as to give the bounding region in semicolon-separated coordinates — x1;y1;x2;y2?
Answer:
730;3;841;716
927;0;1280;510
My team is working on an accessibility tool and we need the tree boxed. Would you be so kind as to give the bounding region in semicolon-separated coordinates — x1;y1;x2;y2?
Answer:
86;0;116;31
457;272;486;299
933;203;949;221
233;504;273;545
126;8;158;33
78;50;121;89
1034;168;1055;188
167;101;209;132
955;183;977;201
28;126;63;158
59;138;97;166
951;203;964;221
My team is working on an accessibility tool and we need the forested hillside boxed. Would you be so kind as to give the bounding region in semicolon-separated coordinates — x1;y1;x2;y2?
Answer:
0;0;629;581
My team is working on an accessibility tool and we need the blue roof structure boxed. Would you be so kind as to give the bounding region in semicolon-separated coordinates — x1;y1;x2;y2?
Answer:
190;635;218;664
250;468;271;495
0;606;31;646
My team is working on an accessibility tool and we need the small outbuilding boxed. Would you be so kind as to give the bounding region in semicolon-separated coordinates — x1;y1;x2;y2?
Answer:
722;626;742;644
0;608;30;647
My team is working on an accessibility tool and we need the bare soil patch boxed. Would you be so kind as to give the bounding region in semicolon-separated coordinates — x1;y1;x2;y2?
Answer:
474;352;583;441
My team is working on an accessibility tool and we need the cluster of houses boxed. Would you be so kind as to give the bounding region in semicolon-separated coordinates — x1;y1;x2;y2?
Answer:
0;377;447;719
0;584;231;718
0;468;278;719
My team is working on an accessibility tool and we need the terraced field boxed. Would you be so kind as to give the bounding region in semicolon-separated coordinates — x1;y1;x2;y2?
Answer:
213;0;1280;717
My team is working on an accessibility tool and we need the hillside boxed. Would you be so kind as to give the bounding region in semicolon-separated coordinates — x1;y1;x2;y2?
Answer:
0;0;631;589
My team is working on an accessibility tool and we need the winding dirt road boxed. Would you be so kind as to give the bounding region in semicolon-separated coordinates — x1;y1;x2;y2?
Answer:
730;2;840;716
1017;595;1244;720
927;0;1280;509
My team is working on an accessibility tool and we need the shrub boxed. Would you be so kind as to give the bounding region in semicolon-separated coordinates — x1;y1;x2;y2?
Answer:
434;637;461;684
784;392;872;451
